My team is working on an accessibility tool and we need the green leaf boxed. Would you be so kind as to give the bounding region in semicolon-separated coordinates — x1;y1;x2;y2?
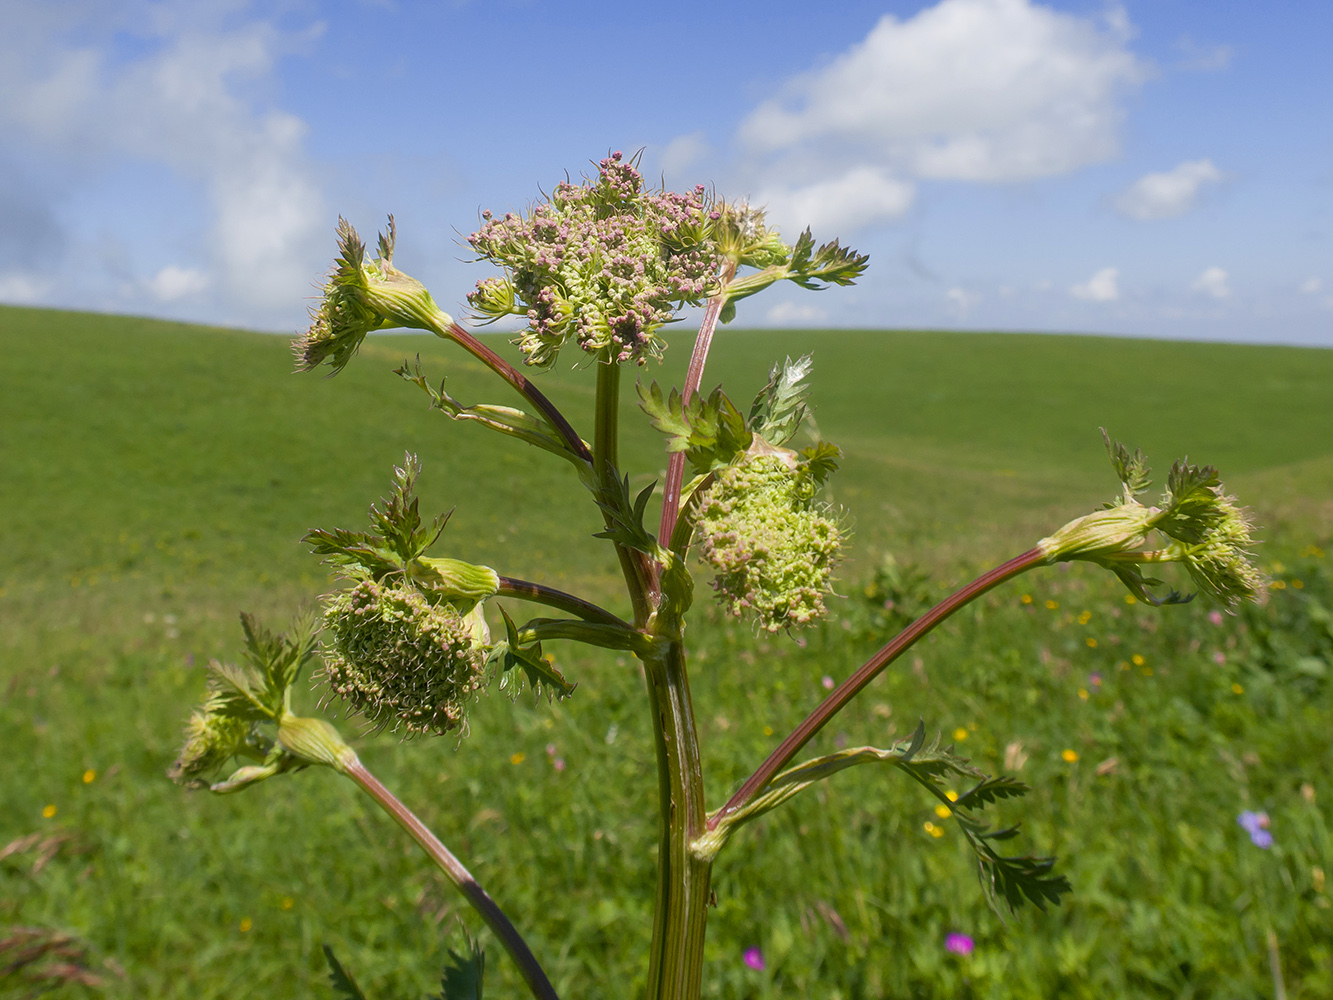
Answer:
798;442;842;490
238;611;318;710
785;229;870;290
433;936;485;1000
1101;428;1152;500
496;606;575;699
636;382;752;475
1157;458;1224;543
747;355;813;447
306;453;451;578
322;945;370;1000
704;720;1070;915
206;660;276;722
592;471;659;554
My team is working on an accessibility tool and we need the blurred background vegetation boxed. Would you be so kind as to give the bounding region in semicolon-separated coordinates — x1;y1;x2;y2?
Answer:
2;305;1331;998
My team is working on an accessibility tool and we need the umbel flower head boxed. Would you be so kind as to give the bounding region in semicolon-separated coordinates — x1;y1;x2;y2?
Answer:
697;447;844;632
1038;431;1265;607
295;216;452;374
168;705;255;789
321;579;489;737
467;150;723;367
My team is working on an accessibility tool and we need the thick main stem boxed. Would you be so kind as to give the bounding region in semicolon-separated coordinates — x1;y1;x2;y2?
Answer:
711;547;1046;829
657;263;737;548
594;361;654;626
642;642;710;1000
342;758;559;1000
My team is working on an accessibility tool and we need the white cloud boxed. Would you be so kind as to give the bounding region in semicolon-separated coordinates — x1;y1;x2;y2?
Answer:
1175;36;1233;72
946;286;981;317
0;3;325;320
765;300;827;326
657;132;711;181
146;264;211;302
756;167;915;236
739;0;1145;201
0;271;53;304
1299;277;1323;294
1115;159;1222;221
1070;267;1119;302
1191;266;1231;299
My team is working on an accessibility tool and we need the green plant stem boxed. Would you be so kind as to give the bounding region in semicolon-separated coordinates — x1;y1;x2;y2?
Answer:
495;576;631;628
711;546;1046;829
431;318;591;465
341;757;560;1000
594;360;654;626
641;641;710;1000
657;263;737;548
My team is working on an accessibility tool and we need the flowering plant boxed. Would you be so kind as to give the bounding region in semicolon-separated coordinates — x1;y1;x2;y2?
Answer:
171;152;1264;999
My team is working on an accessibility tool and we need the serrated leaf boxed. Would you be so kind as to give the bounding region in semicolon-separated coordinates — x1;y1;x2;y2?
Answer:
322;945;369;1000
954;774;1030;810
747;355;813;446
497;606;575;699
206;660;277;721
1101;428;1152;500
785;229;870;291
798;441;842;490
592;471;658;554
636;382;752;475
1157;459;1224;543
433;937;485;1000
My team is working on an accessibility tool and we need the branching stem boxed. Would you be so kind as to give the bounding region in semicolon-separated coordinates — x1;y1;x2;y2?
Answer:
342;757;560;1000
657;262;737;548
496;576;631;629
431;318;591;464
711;547;1046;829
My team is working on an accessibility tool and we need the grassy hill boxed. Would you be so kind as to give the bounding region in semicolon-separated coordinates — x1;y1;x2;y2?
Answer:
2;305;1331;998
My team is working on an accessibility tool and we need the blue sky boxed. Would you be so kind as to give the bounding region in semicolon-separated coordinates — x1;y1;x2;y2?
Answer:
2;0;1330;345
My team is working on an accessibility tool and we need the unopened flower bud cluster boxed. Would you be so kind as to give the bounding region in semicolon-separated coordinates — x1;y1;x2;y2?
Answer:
322;579;488;737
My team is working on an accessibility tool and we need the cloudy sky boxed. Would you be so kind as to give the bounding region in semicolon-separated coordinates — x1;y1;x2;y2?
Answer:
2;0;1330;345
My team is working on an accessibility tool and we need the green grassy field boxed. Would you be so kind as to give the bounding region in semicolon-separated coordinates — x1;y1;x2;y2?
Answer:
2;304;1332;998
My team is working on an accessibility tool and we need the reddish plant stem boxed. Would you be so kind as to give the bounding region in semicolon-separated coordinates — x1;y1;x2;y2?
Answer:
343;758;560;1000
710;547;1046;829
495;576;631;629
656;263;737;549
439;320;591;464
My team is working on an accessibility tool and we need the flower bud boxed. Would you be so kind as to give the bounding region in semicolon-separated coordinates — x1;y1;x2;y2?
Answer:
294;216;453;374
168;709;253;789
321;579;488;737
277;714;358;772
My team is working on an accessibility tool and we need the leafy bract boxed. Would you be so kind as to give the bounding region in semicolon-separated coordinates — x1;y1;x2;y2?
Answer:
747;355;813;447
637;381;752;475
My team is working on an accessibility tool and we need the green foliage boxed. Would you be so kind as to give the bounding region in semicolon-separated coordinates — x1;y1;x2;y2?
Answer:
306;453;448;579
435;935;485;1000
494;606;576;700
325;945;370;1000
746;354;813;448
636;381;752;475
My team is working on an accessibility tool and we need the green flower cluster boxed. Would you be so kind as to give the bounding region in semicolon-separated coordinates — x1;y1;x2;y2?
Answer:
697;455;843;632
168;706;254;789
468;151;722;367
322;579;489;737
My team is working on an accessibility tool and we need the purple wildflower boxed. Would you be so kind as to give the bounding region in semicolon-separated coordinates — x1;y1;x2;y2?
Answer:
1238;810;1273;848
743;947;765;970
945;933;974;955
1088;671;1103;688
1209;610;1225;626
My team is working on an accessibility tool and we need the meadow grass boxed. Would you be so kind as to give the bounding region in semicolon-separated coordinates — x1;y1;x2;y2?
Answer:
2;304;1331;998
